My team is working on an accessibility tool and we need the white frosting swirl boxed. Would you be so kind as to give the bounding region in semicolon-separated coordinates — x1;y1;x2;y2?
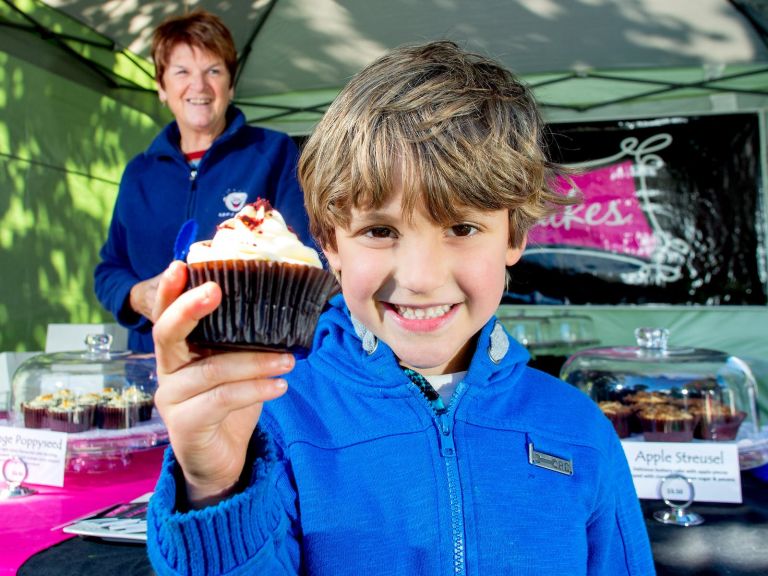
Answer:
186;200;321;267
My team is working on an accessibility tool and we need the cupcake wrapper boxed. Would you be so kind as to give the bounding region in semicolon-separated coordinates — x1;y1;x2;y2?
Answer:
137;400;154;422
47;408;92;433
98;405;138;429
639;414;698;442
694;410;746;441
187;260;338;351
23;406;48;429
603;413;631;438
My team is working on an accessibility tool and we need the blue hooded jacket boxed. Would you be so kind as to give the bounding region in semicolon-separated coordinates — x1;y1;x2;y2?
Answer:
94;107;311;353
147;295;655;575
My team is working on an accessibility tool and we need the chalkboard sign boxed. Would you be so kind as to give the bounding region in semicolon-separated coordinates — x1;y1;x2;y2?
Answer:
507;113;767;305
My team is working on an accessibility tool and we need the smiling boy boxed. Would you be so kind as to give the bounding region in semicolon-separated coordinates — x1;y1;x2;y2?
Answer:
147;41;655;575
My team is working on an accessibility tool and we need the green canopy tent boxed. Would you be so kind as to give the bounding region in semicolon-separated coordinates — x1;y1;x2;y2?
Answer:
2;0;768;355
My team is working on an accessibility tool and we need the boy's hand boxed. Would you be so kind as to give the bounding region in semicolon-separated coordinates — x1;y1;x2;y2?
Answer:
152;261;293;508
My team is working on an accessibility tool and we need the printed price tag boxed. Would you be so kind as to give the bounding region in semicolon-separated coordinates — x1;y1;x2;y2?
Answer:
621;440;741;503
0;427;68;487
658;474;695;506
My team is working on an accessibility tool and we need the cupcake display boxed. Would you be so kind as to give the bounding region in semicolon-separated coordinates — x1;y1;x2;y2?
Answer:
185;199;337;351
559;328;760;454
7;335;166;473
591;390;748;443
594;390;749;443
19;387;155;433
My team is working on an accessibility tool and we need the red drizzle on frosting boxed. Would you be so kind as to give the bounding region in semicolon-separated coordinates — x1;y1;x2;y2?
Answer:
215;198;273;231
240;214;263;230
239;198;273;230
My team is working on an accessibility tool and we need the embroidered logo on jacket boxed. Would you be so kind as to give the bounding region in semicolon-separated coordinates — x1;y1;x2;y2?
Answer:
223;191;248;212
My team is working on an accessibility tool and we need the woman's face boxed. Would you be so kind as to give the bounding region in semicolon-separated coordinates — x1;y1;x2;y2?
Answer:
158;43;233;146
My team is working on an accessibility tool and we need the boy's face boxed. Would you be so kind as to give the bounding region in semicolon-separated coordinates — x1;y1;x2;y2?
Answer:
323;185;524;375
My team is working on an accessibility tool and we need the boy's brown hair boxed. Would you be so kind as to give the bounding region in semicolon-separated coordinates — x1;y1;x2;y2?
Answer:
299;40;578;251
151;9;238;88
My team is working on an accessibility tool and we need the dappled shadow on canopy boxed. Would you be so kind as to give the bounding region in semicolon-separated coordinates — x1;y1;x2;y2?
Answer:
0;47;161;351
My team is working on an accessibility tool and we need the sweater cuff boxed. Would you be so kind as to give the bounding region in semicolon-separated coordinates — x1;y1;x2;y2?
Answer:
147;444;287;575
116;288;151;330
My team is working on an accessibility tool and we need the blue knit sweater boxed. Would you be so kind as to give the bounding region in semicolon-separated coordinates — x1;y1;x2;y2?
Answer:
94;106;311;352
147;296;655;575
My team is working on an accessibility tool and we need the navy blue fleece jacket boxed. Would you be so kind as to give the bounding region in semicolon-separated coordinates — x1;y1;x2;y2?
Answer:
147;295;655;575
94;106;311;352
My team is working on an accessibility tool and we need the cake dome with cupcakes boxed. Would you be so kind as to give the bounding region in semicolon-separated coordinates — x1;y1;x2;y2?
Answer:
5;333;165;473
560;327;768;470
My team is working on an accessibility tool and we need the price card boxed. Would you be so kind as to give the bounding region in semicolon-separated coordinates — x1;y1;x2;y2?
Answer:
621;440;742;503
0;427;68;487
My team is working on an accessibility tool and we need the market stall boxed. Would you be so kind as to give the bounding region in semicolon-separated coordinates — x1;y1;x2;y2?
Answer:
2;1;768;574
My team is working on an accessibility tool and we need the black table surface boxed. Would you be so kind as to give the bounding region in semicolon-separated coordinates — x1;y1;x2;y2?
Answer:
18;471;768;576
641;471;768;575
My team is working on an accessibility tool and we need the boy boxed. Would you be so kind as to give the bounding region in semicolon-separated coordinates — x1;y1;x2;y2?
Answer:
147;41;655;575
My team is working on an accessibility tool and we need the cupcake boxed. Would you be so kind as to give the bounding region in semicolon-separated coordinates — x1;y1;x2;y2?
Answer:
185;199;337;351
100;387;120;402
623;391;671;434
51;388;76;407
598;401;633;438
637;405;697;442
623;390;670;408
22;393;55;429
690;400;747;441
92;387;120;427
122;386;154;422
47;400;92;433
76;392;101;427
97;396;137;429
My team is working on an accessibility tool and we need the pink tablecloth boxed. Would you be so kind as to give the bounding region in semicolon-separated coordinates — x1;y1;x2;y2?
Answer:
0;447;164;575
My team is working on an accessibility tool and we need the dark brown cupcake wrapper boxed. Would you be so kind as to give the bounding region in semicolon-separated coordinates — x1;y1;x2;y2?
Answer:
694;410;746;441
187;260;338;351
97;405;139;429
22;405;48;429
639;414;698;442
47;407;93;433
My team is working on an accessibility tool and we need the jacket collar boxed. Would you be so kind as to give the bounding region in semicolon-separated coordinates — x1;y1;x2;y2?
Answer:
311;294;530;394
145;105;245;159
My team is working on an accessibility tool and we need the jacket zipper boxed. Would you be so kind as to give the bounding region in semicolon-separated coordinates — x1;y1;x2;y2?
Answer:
187;162;198;219
411;379;466;576
437;410;466;575
408;378;468;574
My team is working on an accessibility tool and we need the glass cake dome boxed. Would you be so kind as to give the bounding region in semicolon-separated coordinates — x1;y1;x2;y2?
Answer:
560;327;767;470
5;334;167;472
497;310;599;376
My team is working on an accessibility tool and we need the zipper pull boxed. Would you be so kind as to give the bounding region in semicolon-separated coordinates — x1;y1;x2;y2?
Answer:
437;414;455;457
189;169;197;181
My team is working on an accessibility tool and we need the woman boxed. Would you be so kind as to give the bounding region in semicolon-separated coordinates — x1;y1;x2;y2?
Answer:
95;9;312;353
